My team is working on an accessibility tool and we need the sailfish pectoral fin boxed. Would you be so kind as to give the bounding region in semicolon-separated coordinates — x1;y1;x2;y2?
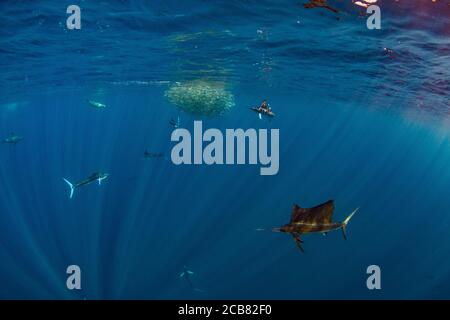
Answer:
292;234;305;253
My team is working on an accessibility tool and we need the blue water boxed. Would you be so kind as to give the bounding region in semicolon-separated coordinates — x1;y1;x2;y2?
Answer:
0;0;449;299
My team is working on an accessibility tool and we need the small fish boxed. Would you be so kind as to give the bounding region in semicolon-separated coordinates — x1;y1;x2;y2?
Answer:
3;133;23;144
170;116;180;128
179;266;205;292
88;100;107;109
383;47;397;59
143;150;165;159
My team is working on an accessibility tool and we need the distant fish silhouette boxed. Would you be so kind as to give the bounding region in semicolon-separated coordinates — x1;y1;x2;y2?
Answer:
143;150;165;159
3;133;22;145
303;0;339;13
88;100;107;109
273;200;358;252
383;47;397;59
88;100;106;109
179;266;205;293
170;116;180;128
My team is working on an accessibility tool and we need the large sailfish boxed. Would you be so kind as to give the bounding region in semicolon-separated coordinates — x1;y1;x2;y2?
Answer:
273;200;358;252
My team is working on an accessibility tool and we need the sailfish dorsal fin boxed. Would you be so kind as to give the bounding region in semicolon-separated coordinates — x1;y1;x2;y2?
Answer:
290;204;306;223
290;200;335;224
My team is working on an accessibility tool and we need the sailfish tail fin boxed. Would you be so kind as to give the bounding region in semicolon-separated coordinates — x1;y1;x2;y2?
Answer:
341;207;359;240
63;178;75;199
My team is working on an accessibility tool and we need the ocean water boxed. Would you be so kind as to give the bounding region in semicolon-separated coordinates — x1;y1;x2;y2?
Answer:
0;0;449;299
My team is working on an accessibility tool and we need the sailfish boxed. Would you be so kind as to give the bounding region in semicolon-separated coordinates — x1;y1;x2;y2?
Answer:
179;266;204;292
273;200;358;252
